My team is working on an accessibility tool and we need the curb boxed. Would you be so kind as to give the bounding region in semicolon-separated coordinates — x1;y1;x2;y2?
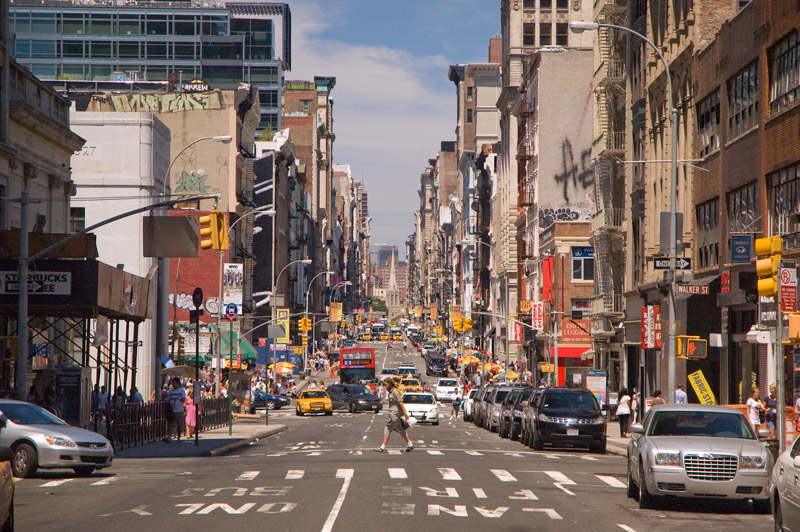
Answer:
203;424;288;457
606;443;628;457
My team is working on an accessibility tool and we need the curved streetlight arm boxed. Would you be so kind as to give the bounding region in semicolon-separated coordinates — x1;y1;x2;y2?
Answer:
275;259;313;291
162;135;232;196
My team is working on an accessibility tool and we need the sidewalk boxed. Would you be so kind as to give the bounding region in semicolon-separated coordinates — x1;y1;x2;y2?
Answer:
606;435;629;456
114;419;286;459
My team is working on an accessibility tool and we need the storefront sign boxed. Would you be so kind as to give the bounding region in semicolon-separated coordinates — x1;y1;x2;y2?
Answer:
561;319;590;344
731;235;752;263
430;303;437;322
532;302;544;330
519;300;532;313
721;270;730;293
275;308;290;345
688;369;717;405
1;271;71;295
641;305;662;349
223;263;243;312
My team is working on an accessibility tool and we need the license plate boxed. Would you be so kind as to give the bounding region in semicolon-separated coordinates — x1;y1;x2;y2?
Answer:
567;429;579;436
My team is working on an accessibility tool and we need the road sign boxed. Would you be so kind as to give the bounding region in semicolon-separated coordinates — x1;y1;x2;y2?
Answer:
676;284;710;295
731;235;753;263
677;336;707;359
780;266;797;312
192;287;203;309
0;271;71;295
225;303;238;321
653;257;691;270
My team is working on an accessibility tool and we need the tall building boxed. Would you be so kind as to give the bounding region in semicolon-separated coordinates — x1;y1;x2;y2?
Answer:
8;0;290;132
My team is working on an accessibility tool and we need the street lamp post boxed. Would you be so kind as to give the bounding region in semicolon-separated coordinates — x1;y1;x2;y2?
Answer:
570;20;679;403
331;281;352;344
305;270;333;375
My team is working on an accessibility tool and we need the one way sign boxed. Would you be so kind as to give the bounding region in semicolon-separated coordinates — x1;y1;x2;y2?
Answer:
653;257;692;270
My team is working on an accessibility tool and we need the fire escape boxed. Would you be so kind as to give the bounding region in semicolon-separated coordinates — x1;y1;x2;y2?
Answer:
590;0;627;339
516;97;537;307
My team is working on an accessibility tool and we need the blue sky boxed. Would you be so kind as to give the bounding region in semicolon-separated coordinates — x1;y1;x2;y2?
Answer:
288;1;500;257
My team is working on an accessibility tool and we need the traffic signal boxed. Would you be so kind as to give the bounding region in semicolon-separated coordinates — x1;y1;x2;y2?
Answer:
176;336;185;355
453;317;463;332
299;317;312;332
198;210;230;250
463;318;472;332
676;336;708;359
755;235;782;298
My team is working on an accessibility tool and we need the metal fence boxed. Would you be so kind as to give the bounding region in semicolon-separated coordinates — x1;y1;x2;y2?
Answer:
105;398;230;450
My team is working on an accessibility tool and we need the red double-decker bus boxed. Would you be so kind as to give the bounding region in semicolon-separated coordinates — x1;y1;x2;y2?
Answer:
340;346;376;388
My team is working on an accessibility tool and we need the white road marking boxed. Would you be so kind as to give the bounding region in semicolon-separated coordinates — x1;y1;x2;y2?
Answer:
349;450;362;456
388;450;402;455
508;489;538;500
473;488;487;499
420;487;460;497
431;440;439;444
490;469;517;482
388;468;407;479
438;468;461;480
236;471;260;481
474;506;510;518
465;451;483;456
554;483;576;496
417;439;424;444
522;508;563;520
582;456;599;461
285;470;304;480
427;450;444;455
321;469;354;532
543;454;561;459
504;453;525;458
597;475;626;488
91;476;123;486
543;471;575;485
40;479;73;487
196;503;256;515
100;505;152;517
307;452;321;456
382;502;415;515
427;504;468;517
465;431;472;436
618;526;637;532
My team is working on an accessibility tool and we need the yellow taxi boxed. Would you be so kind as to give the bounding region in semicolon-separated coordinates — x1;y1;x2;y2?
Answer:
380;333;389;341
392;333;403;341
391;375;404;386
0;447;13;530
399;378;423;395
295;390;333;416
361;332;371;341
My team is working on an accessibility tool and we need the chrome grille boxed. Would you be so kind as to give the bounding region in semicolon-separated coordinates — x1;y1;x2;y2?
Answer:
684;454;738;481
76;442;107;449
548;417;595;424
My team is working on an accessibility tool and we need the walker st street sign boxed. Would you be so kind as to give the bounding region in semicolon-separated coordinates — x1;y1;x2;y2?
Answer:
0;271;72;295
676;284;710;295
653;257;692;270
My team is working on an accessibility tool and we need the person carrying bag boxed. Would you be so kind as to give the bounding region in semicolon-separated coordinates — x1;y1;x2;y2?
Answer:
374;379;414;453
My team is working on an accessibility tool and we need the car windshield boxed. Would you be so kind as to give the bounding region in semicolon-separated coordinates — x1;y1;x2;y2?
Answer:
0;403;65;425
519;389;533;402
403;395;435;404
398;368;416;376
506;391;521;404
301;391;328;399
494;390;511;403
648;411;756;439
430;358;446;365
438;380;458;387
542;393;598;411
347;386;372;396
401;379;419;386
381;368;399;375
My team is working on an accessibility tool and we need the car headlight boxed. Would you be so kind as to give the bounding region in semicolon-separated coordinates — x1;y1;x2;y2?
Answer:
45;435;76;447
592;415;605;424
740;455;766;469
358;400;368;404
538;413;554;422
654;452;681;467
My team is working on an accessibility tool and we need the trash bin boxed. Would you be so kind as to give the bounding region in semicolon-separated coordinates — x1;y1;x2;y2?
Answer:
305;369;312;377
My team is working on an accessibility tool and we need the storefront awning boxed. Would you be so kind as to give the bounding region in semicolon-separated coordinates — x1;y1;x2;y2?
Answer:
210;324;257;359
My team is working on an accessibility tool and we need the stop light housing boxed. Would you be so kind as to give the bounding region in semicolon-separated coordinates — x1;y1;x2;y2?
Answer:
198;210;230;251
463;318;472;332
299;317;312;332
453;317;463;332
755;235;782;298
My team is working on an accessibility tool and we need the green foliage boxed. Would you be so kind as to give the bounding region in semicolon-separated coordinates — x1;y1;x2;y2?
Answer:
256;126;275;142
370;297;388;313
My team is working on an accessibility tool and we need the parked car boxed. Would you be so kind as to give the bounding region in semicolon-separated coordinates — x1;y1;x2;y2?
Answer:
434;379;459;402
402;393;440;425
628;404;771;511
252;390;291;410
484;387;513;432
529;388;606;453
472;387;492;428
771;433;800;530
521;388;545;447
426;357;449;377
0;447;13;531
462;389;478;422
499;387;534;441
325;384;382;413
0;399;113;478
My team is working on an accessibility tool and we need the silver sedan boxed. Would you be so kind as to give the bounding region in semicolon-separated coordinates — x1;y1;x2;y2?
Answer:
0;400;113;478
627;404;771;511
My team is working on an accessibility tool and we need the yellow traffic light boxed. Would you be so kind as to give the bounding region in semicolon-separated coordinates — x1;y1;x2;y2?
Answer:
755;235;782;298
299;317;312;332
198;210;230;250
453;317;463;332
463;318;472;332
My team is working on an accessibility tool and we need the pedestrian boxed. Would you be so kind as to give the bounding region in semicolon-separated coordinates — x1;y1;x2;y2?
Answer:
129;386;144;404
630;388;639;424
26;385;39;405
674;384;688;404
747;386;764;432
764;384;777;440
651;389;665;406
373;378;414;453
165;377;187;443
616;387;631;437
97;385;109;420
451;390;462;420
185;389;197;438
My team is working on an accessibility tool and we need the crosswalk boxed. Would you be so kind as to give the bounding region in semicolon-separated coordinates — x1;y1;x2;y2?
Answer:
265;447;612;460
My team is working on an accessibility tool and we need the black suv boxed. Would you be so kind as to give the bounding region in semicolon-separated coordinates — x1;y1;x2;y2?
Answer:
325;384;382;413
426;357;449;376
529;388;606;453
499;387;534;441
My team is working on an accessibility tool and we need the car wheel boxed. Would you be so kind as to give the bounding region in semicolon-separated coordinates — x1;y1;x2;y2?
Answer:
532;430;544;451
349;403;357;414
589;441;606;454
73;466;96;477
12;443;38;478
500;421;508;438
638;463;655;509
433;421;439;426
1;494;12;532
325;410;333;416
296;408;303;416
752;498;770;514
626;460;637;499
510;427;519;442
774;497;784;531
267;401;276;410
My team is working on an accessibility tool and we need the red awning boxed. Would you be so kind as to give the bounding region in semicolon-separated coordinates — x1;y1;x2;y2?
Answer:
542;255;553;303
550;346;593;359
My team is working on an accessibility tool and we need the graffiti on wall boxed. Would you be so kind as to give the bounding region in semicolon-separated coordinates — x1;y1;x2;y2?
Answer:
86;91;225;114
175;170;210;194
170;292;220;316
553;139;594;203
539;207;584;228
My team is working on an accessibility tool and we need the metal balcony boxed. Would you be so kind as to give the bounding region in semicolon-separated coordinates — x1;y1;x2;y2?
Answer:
590;293;625;316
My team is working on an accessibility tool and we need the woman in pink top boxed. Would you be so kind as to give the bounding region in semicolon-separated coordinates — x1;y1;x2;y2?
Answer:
185;389;197;438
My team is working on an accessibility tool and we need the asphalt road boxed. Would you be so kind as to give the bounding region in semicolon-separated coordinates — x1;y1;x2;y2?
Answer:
14;342;772;531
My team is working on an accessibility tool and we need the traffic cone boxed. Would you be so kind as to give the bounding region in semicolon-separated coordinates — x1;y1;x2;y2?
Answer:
330;368;335;377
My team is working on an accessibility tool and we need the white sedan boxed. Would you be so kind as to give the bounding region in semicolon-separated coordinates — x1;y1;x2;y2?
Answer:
434;379;459;402
771;434;800;530
402;393;440;425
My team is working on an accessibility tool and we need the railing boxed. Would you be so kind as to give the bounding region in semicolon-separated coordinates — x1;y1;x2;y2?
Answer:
591;293;625;315
104;398;231;450
604;208;624;227
606;60;624;79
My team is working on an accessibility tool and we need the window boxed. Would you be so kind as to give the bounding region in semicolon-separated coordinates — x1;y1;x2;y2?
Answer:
541;0;552;7
174;44;195;59
696;199;719;269
117;15;140;36
556;0;568;8
30;14;57;34
70;208;85;233
62;13;84;34
571;247;595;281
727;62;758;139
768;163;800;235
146;43;167;59
302;99;311;113
466;86;473;102
466;109;473;123
540;23;552;46
727;182;757;233
119;43;140;58
523;0;535;7
697;90;720;157
523;23;536;46
174;15;195;36
556;23;568;46
90;14;113;35
145;15;167;35
62;41;84;58
768;28;800;115
90;41;112;58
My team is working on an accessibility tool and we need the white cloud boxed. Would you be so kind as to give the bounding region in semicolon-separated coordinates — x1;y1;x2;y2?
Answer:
287;0;455;251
